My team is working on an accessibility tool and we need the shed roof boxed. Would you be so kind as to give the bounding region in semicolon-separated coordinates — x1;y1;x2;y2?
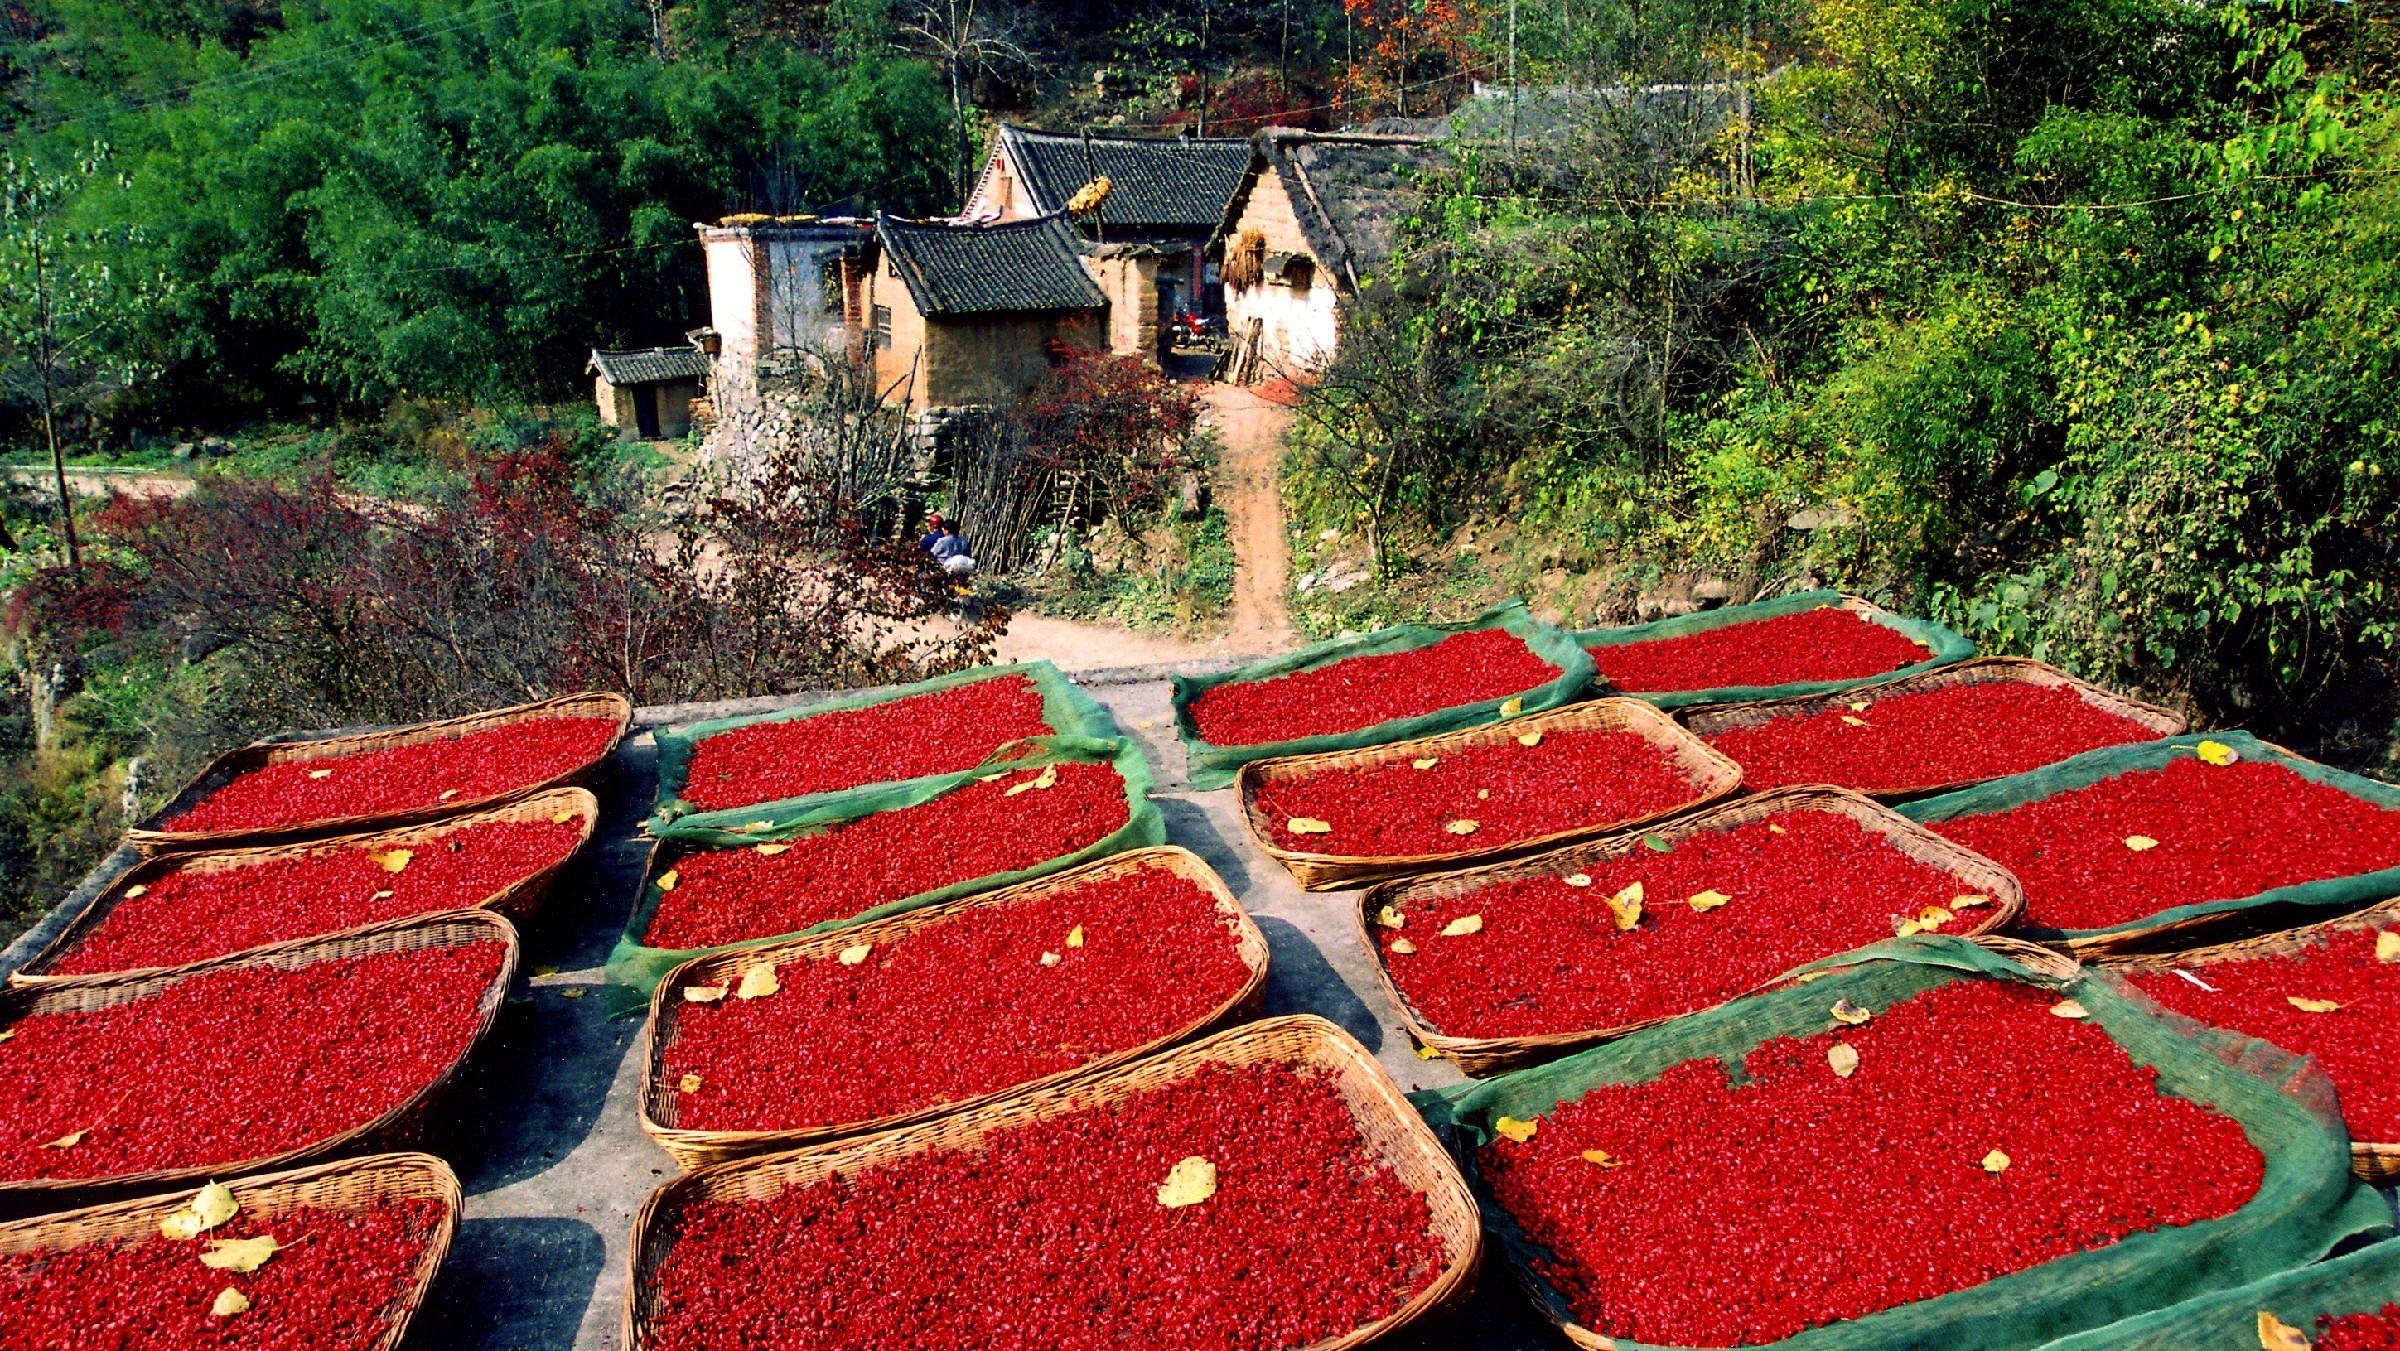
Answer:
876;214;1106;317
983;126;1252;234
1215;131;1450;294
588;347;710;385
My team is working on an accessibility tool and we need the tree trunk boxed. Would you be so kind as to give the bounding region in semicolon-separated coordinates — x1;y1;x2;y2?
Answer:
33;233;82;578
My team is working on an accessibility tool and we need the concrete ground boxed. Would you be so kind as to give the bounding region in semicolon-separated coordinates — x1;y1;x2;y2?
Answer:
2;669;1561;1349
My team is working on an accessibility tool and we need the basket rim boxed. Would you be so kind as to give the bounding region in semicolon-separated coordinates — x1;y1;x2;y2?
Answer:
636;845;1272;1160
0;910;520;1197
0;1150;462;1351
1234;697;1742;878
1355;785;2028;1071
14;787;597;987
125;690;632;852
1675;656;2187;799
621;1013;1483;1351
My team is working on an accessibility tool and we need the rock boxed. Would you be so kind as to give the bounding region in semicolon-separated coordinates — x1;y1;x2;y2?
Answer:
170;442;196;461
1692;577;1736;605
1317;558;1370;594
1786;505;1855;532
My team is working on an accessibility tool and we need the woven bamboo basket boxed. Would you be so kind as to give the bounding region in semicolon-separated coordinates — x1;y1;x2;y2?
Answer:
622;1015;1483;1351
1679;656;2186;799
0;910;518;1205
2099;894;2400;1184
639;846;1272;1169
1236;698;1742;891
0;1151;461;1349
126;690;632;853
1357;786;2028;1076
13;788;596;987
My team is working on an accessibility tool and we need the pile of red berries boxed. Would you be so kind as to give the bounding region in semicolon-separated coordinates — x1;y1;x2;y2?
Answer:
640;760;1131;949
51;818;583;976
1184;629;1561;746
0;1197;446;1350
1377;810;1976;1039
2124;926;2400;1142
1929;757;2400;932
663;858;1254;1131
1478;979;2264;1345
1705;678;2161;794
167;716;620;833
643;1063;1446;1351
2318;1306;2400;1350
0;942;507;1180
678;675;1054;812
1588;606;1932;694
1251;726;1701;856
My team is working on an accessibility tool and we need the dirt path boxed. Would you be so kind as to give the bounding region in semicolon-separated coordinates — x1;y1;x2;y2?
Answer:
1199;382;1296;651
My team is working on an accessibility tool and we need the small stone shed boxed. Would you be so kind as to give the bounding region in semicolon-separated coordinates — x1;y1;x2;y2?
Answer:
588;347;710;441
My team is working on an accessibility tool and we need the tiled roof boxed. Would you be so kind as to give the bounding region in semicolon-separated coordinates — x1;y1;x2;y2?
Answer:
1215;131;1449;294
992;127;1251;234
588;346;710;384
876;214;1106;317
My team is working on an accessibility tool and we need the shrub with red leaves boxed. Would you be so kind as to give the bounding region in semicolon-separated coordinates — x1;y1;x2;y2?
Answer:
49;818;583;976
1588;606;1932;693
1186;629;1562;746
2318;1307;2400;1349
1377;810;1980;1039
0;1198;446;1351
1251;726;1703;856
643;1064;1447;1351
164;716;619;834
1705;679;2162;794
2124;927;2400;1143
1479;980;2264;1346
0;942;507;1181
663;857;1253;1132
678;675;1052;812
641;760;1131;949
1928;757;2400;932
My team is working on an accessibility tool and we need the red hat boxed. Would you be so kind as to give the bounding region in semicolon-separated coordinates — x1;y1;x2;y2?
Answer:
928;511;945;526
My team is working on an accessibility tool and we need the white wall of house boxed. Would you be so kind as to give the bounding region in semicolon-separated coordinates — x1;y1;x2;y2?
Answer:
696;222;858;416
1221;169;1341;374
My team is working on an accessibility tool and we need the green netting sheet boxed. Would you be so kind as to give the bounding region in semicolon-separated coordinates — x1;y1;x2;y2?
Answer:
606;735;1164;996
649;660;1121;831
2035;1237;2400;1349
1412;937;2392;1351
1899;731;2400;945
1169;600;1595;791
1573;589;1974;709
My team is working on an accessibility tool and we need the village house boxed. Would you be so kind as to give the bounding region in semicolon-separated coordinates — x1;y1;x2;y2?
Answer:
691;215;873;420
1210;130;1449;380
963;125;1251;320
587;346;709;441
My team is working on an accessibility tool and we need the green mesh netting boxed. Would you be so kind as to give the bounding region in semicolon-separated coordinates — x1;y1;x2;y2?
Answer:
650;660;1121;831
1169;600;1595;791
1573;590;1975;710
1899;731;2400;945
1412;937;2392;1351
2034;1237;2400;1349
605;736;1164;996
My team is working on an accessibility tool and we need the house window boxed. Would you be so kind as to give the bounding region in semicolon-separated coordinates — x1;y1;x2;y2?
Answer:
871;305;893;351
820;257;844;314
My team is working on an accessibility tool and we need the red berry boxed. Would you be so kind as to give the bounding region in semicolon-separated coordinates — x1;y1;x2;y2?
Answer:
679;675;1054;812
167;716;620;833
1705;678;2162;794
1588;606;1931;694
2317;1306;2400;1349
1185;629;1562;746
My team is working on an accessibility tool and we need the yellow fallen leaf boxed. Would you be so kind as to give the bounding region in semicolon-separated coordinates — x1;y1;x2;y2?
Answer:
977;772;1007;782
1441;914;1485;937
1375;906;1406;929
1840;715;1869;727
1767;823;1787;834
211;1287;251;1318
1831;999;1873;1026
2257;1310;2312;1351
1500;697;1525;717
1286;817;1333;835
2376;930;2400;964
2287;996;2341;1014
1688;889;1731;912
1580;1149;1622;1168
1952;893;1993;909
1416;1043;1443;1060
1981;1149;2012;1173
1389;938;1417;955
1563;873;1593;888
371;848;414;874
679;1073;703;1093
837;944;871;966
124;884;148;898
1034;765;1058;789
2050;999;2090;1020
439;788;460;801
2196;740;2240;767
1411;757;1440;770
551;810;576;824
1848;700;1871;712
200;1236;282;1272
1608;883;1644;930
371;889;395;901
754;843;789;856
681;984;727;1003
1918;905;1952;931
306;766;336;782
1067;925;1086;948
1493;1116;1539;1143
42;1130;86;1149
1040;951;1061;967
1445;819;1480;836
735;964;779;999
1156;1155;1218;1208
1828;1043;1859;1077
1476;788;1490;800
161;1183;240;1241
1517;730;1543;747
2124;835;2159;852
656;870;679;892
